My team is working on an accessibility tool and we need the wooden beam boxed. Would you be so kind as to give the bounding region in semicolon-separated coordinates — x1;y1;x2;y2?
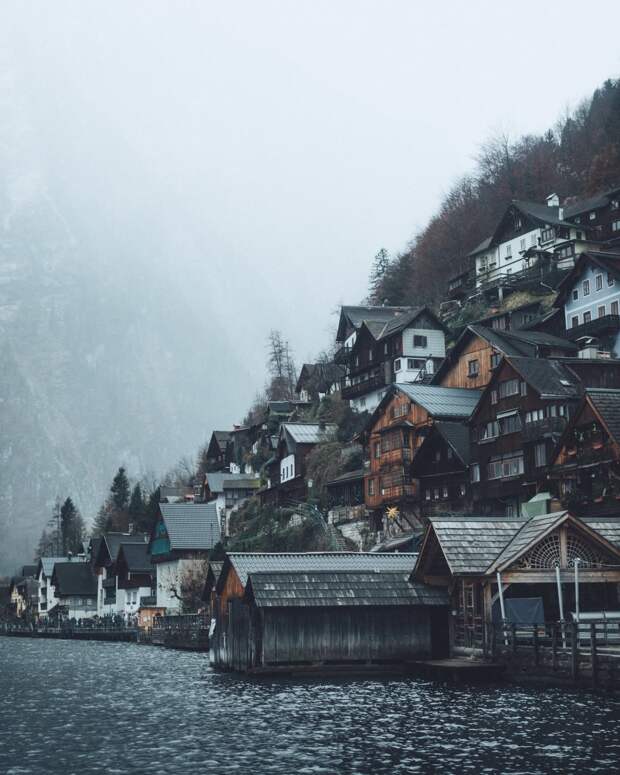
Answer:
500;570;620;584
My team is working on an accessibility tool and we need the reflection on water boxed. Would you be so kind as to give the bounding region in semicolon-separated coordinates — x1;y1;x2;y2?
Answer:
1;636;620;774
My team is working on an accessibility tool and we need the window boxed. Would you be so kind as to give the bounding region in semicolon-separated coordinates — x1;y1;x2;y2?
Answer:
574;216;581;224
413;335;428;348
583;279;590;296
520;381;527;397
525;408;544;424
491;389;498;405
589;211;597;220
470;464;480;483
425;490;431;501
408;358;425;369
384;343;388;355
447;447;454;460
557;245;575;260
368;348;373;361
487;453;524;480
571;315;579;328
530;233;537;246
435;450;441;462
480;421;499;440
572;289;579;302
520;238;526;251
613;220;620;233
433;488;440;501
608;273;615;287
612;301;619;316
505;244;512;258
368;479;375;496
583;311;592;323
506;501;519;519
373;442;380;459
394;358;402;371
498;378;520;399
596;274;603;291
459;483;467;497
534;443;547;468
598;305;606;318
541;228;554;242
442;485;449;499
612;199;619;210
499;413;521;435
468;359;479;377
490;352;501;369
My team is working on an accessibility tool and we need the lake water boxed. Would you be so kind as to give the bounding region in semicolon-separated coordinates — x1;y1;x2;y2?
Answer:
1;636;620;774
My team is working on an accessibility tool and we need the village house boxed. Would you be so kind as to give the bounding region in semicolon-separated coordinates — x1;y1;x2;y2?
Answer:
563;185;620;243
115;543;154;621
295;362;344;403
9;575;39;619
553;250;620;354
49;562;98;621
549;388;620;517
409;421;471;518
362;384;481;532
201;559;224;619
259;422;338;506
210;551;448;671
205;430;234;472
149;501;220;612
89;533;150;616
202;472;261;537
432;324;578;390
36;555;86;618
335;305;448;412
414;508;620;652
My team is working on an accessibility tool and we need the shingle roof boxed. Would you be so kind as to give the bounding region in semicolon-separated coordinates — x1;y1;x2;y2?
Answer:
587;388;620;443
38;556;86;579
326;468;366;487
395;384;482;419
554;251;620;305
339;305;415;332
118;543;153;573
513;200;576;229
508;357;582;399
468;236;493;256
426;516;525;574
52;563;97;597
245;570;449;608
434;421;471;465
206;472;258;493
213;430;231;445
223;552;419;589
158;502;221;551
582;518;620;548
563;188;620;218
282;423;338;444
103;533;149;564
492;512;568;571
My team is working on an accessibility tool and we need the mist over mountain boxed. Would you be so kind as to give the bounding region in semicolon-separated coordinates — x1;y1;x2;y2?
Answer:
0;55;251;572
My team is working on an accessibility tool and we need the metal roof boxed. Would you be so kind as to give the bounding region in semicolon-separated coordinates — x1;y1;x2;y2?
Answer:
38;556;86;579
508;357;581;399
282;423;338;444
117;543;153;573
395;384;482;419
224;552;419;588
206;472;255;493
52;563;97;597
159;502;221;551
245;570;448;608
102;533;149;564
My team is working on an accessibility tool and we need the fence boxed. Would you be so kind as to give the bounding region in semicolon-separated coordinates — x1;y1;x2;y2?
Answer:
484;620;620;689
151;613;210;650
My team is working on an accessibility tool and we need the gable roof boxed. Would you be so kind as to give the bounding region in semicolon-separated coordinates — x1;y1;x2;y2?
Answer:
295;362;344;394
52;562;97;597
563;186;620;218
433;421;471;465
394;384;482;419
117;543;153;574
336;305;414;341
506;357;581;399
38;556;86;579
244;570;449;608
101;533;148;566
219;552;419;591
586;388;620;443
158;502;221;551
206;472;258;494
554;250;620;306
281;422;338;445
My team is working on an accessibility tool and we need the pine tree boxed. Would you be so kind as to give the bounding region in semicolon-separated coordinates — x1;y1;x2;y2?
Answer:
92;504;113;537
60;497;86;554
368;248;390;304
35;529;58;560
128;483;145;532
110;467;130;512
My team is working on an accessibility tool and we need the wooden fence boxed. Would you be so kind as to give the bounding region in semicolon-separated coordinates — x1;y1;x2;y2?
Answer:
484;620;620;690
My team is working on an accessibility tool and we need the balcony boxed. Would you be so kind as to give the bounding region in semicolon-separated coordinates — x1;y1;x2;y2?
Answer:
566;314;620;341
341;373;387;400
522;416;568;442
334;345;352;364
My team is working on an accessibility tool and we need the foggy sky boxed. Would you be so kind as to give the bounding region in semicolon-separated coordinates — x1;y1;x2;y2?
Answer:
5;0;620;424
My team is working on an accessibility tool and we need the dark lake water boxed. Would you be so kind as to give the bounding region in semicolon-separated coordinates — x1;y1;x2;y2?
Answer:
2;637;620;775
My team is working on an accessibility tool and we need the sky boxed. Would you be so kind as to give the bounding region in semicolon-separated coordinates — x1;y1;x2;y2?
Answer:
5;0;620;419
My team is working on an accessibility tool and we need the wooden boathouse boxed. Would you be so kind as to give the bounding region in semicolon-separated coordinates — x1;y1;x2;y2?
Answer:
210;552;449;673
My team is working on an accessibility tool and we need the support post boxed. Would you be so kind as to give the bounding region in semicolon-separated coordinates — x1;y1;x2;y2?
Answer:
496;571;508;645
590;622;598;689
574;558;581;628
533;624;539;666
552;622;558;671
511;623;517;655
555;564;566;648
571;621;579;680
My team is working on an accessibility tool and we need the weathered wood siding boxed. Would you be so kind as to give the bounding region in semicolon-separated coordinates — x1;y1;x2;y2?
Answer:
261;606;434;665
438;335;495;389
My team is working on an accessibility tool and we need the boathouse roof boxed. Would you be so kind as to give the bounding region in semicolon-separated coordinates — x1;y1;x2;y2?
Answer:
244;570;449;608
220;552;419;590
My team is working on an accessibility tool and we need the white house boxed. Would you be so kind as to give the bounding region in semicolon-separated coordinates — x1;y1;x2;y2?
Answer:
49;562;98;621
36;555;86;618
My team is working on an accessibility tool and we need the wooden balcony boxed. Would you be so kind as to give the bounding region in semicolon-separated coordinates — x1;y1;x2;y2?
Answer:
522;416;568;442
565;314;620;341
366;484;417;510
341;373;387;400
334;345;351;364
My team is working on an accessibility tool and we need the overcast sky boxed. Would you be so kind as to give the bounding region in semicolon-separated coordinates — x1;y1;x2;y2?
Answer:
6;1;620;418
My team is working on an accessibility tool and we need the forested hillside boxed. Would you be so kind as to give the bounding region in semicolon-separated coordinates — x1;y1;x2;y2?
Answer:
373;79;620;306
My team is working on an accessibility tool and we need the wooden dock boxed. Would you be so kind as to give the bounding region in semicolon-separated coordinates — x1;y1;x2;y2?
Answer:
1;627;137;643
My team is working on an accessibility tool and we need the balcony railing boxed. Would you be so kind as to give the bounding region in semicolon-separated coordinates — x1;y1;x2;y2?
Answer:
334;345;351;364
341;373;387;400
522;416;568;441
566;314;620;341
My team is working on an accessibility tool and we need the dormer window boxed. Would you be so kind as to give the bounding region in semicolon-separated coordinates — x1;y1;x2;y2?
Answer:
514;217;522;230
589;211;597;220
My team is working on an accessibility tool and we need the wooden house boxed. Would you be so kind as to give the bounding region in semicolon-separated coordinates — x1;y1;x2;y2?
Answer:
414;511;620;652
205;431;233;472
210;551;447;672
409;421;471;518
295;362;344;403
259;422;338;506
337;306;449;412
563;185;620;243
90;532;149;616
433;324;578;390
203;472;260;536
363;384;481;530
549;388;620;517
8;576;39;619
201;560;224;618
148;502;220;612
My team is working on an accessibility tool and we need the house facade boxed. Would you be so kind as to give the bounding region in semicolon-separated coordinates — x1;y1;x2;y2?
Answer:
49;562;98;621
36;555;86;618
